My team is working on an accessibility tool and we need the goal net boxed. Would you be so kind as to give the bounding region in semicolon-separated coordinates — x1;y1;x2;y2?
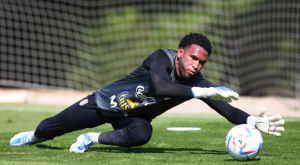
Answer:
0;0;299;98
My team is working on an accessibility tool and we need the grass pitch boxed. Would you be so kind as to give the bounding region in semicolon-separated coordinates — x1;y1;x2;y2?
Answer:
0;103;299;165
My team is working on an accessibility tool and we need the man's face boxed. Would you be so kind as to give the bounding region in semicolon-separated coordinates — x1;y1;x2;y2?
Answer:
175;44;208;80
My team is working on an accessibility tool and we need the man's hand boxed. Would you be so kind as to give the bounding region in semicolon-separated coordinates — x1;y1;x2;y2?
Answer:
191;86;239;103
254;107;285;136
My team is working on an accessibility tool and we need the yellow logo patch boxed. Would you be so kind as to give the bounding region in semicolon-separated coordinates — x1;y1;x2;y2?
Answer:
117;92;139;111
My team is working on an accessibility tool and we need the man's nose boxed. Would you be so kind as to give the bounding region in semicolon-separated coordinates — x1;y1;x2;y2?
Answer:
193;61;199;69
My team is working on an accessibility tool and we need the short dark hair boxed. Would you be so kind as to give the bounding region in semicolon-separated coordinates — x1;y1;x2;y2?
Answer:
178;33;212;56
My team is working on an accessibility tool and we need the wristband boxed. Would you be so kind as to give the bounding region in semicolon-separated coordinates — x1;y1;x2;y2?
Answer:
191;87;204;98
246;116;256;126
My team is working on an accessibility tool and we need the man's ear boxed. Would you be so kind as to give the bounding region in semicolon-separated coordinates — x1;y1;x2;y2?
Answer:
177;47;184;60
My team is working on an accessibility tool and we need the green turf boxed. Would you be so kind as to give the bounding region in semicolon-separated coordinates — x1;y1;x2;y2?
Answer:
0;103;299;165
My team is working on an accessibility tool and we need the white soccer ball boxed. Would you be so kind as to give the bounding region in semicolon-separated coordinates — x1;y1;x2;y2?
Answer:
225;124;263;161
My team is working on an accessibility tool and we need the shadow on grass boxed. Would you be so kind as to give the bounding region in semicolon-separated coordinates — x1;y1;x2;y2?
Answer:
33;143;227;155
225;158;261;162
89;147;227;155
35;144;64;150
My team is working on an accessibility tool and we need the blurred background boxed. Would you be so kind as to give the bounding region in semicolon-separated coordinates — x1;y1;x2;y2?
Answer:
0;0;299;106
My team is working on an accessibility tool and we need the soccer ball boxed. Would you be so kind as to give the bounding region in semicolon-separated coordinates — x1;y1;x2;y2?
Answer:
225;124;263;161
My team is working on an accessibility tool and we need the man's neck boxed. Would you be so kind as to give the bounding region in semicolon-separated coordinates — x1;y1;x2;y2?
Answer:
174;70;189;84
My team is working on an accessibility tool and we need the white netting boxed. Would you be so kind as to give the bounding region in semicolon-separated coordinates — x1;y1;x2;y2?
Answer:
0;0;299;97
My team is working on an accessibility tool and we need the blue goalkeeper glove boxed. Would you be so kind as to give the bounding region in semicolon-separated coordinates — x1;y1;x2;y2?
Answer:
191;86;239;103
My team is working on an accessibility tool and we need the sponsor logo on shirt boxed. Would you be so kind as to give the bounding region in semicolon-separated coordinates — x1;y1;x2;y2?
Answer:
135;85;156;106
117;91;139;111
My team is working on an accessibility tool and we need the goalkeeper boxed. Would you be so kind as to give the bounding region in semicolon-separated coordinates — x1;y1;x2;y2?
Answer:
10;33;285;153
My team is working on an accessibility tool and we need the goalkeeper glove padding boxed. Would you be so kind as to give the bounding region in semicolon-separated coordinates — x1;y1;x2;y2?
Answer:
247;107;285;136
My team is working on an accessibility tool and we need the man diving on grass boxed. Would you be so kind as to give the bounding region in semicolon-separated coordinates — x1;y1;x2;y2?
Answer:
10;33;285;153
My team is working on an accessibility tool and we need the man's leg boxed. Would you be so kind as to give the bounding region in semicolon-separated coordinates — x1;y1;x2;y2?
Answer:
10;93;113;146
98;117;153;147
69;116;153;153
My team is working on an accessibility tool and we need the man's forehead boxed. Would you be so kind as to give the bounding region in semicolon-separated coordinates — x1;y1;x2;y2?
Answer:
185;44;208;56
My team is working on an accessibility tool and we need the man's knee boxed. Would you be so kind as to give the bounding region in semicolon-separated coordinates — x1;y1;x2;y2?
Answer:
35;118;56;139
124;119;153;147
100;117;153;147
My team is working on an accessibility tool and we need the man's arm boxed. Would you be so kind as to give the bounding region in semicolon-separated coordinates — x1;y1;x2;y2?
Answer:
145;49;194;98
196;79;250;124
197;79;285;136
146;49;239;102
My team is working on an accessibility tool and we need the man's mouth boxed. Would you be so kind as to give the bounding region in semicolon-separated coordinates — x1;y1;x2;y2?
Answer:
187;70;195;75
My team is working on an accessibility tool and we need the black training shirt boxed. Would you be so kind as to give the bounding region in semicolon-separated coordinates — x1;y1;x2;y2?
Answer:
95;49;250;124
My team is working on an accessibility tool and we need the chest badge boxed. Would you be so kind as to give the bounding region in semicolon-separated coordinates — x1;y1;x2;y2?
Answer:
79;99;88;106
